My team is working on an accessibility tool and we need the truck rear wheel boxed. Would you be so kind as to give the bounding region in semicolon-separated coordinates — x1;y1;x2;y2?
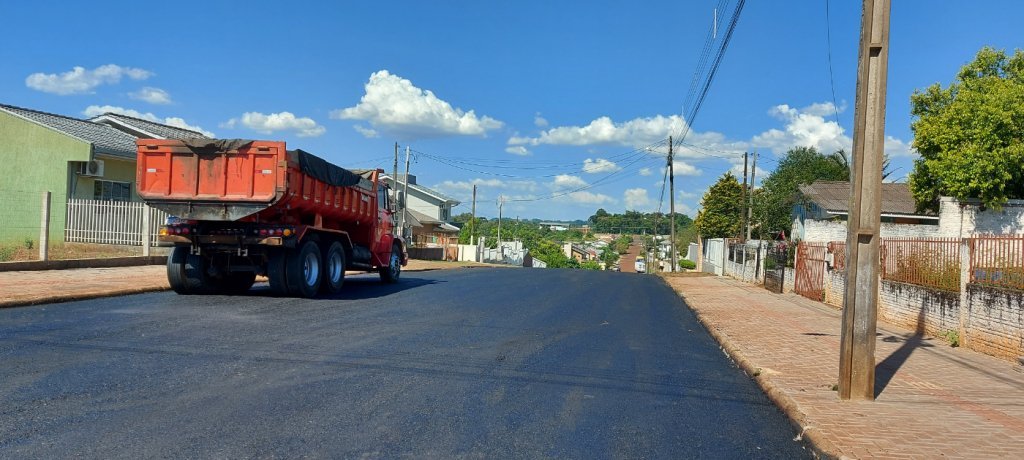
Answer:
287;240;322;298
320;241;346;295
379;243;401;284
267;249;289;296
167;246;212;294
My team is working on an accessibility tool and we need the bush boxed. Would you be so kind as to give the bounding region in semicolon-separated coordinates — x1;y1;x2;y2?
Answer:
679;259;696;270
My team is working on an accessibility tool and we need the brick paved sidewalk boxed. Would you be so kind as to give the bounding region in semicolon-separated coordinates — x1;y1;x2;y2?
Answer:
663;274;1024;459
0;260;501;308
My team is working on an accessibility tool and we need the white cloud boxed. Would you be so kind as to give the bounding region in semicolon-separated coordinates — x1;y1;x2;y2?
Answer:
223;112;326;137
83;105;213;137
752;103;850;155
639;167;653;176
353;125;379;138
552;174;588;189
509;114;686;147
885;135;916;158
534;113;549;128
800;101;846;118
546;174;615;205
129;86;172;105
332;70;502;138
27;64;153;95
660;161;701;178
505;146;530;156
624;188;652;210
582;158;621;174
561;190;615;205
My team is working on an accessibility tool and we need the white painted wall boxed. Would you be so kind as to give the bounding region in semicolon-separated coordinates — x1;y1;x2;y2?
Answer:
799;196;1024;243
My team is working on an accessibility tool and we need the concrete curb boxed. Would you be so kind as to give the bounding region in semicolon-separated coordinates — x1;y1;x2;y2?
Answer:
0;286;170;309
667;282;842;459
0;256;168;272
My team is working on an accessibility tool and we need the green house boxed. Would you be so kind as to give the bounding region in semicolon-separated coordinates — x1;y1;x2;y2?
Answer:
0;104;207;244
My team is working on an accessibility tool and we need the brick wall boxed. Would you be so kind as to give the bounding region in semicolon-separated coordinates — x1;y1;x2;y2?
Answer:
938;197;1024;236
878;281;961;338
803;219;941;243
822;270;846;308
800;196;1024;243
963;284;1024;359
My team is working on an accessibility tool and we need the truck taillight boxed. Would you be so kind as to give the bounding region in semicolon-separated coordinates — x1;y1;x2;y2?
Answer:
259;229;269;236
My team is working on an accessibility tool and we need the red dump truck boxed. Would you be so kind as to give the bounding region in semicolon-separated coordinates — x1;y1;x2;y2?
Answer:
136;138;407;298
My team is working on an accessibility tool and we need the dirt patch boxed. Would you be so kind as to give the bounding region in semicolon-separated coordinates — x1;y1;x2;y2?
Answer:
0;242;142;262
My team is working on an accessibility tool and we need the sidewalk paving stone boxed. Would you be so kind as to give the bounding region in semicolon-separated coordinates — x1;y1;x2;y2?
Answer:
663;274;1024;459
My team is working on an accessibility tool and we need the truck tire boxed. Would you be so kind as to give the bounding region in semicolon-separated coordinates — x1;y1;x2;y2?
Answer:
167;246;193;294
320;241;346;295
168;246;212;294
267;249;289;296
379;243;401;284
287;240;322;298
218;271;257;295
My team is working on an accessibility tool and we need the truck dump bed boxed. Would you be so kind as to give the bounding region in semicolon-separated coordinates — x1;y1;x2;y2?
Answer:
137;139;376;224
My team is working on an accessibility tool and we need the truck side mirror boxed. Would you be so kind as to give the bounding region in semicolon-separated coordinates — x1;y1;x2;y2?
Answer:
396;191;405;209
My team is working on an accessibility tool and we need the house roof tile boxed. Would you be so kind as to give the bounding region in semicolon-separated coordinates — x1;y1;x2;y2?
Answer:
798;180;930;216
0;104;138;158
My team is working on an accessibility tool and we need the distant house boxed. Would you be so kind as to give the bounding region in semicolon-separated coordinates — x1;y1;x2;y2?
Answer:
381;174;460;224
792;180;939;242
406;209;460;248
0;103;208;243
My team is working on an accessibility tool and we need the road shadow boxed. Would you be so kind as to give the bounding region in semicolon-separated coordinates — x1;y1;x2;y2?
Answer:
239;276;443;300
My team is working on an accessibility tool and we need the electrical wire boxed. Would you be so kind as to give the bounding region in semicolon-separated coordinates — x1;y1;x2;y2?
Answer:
825;0;842;125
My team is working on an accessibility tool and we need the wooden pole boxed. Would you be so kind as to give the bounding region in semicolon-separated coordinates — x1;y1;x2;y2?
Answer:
839;0;891;401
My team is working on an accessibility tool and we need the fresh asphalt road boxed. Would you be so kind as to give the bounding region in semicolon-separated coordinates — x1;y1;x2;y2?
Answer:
0;268;809;458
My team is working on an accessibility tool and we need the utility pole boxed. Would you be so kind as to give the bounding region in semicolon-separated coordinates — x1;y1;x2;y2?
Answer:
741;151;749;243
392;142;399;236
471;185;477;245
840;0;890;402
669;136;677;272
400;145;411;240
747;150;757;241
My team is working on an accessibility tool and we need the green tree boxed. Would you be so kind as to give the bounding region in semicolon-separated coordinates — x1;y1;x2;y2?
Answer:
909;46;1024;211
752;146;849;239
600;247;619;269
695;172;744;238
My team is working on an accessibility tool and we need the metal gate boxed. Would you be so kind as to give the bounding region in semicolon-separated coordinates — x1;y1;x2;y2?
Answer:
794;242;828;301
763;242;787;293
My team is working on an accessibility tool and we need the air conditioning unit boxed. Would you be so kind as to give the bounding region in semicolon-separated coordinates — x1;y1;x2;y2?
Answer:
79;159;105;177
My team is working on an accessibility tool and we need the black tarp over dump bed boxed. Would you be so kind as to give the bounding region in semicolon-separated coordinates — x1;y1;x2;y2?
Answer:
182;138;370;190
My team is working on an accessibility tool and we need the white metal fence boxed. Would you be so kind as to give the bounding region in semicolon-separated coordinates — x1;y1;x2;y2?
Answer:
65;198;168;246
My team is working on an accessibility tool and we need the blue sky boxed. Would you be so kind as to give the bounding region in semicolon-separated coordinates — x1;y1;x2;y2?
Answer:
2;1;1021;220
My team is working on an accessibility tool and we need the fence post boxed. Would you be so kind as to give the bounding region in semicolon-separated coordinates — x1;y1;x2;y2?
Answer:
696;235;704;272
958;237;970;348
39;191;51;261
141;203;152;257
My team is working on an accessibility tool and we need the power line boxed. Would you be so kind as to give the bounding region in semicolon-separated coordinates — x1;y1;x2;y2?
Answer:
825;0;843;125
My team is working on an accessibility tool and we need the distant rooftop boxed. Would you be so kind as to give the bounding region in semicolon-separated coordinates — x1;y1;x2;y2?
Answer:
799;180;932;216
89;112;209;140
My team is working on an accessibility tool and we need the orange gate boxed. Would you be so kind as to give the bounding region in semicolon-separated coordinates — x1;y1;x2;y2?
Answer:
794;242;828;301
